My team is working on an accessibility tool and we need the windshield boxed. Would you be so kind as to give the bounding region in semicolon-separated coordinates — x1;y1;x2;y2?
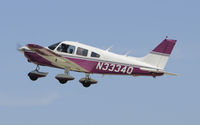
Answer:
48;42;60;50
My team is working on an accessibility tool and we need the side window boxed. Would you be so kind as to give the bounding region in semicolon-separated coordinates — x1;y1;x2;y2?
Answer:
91;52;100;58
76;47;88;56
57;44;75;54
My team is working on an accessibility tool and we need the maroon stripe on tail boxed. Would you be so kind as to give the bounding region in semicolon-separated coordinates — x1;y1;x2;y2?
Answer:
152;38;177;55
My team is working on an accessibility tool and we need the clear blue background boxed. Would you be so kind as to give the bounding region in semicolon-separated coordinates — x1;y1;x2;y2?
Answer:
0;0;200;125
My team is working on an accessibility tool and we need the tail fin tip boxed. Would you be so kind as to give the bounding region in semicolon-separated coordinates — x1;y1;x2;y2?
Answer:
152;37;177;55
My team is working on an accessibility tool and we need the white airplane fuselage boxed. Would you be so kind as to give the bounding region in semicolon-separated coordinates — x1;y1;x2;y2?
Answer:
18;37;177;87
19;38;177;78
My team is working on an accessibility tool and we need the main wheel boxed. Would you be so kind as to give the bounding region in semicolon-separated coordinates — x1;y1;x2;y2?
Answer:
82;82;91;88
58;79;68;84
29;76;38;81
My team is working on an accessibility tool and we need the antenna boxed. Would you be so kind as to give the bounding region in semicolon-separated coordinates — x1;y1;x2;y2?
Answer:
124;50;132;56
105;45;113;51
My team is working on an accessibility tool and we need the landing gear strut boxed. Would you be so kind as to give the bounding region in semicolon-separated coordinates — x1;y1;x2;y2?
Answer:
79;73;97;88
55;67;75;84
28;65;48;81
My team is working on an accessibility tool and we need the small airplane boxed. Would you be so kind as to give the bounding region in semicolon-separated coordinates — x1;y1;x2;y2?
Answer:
18;36;177;87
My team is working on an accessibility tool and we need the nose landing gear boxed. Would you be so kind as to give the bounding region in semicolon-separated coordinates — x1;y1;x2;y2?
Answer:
28;65;48;81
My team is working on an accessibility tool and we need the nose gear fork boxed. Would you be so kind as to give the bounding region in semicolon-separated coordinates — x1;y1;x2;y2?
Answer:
28;65;48;81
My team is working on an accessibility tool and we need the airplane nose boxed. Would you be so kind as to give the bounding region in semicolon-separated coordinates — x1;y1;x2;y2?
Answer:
26;44;43;49
18;46;30;53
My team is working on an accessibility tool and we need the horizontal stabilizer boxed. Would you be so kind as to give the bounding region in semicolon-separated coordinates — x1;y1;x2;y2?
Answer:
140;67;178;76
163;72;178;76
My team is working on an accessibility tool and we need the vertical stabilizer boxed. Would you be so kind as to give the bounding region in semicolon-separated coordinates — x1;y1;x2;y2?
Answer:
141;37;177;69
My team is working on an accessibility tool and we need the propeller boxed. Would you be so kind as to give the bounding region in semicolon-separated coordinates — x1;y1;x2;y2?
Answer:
17;42;29;53
16;42;24;53
16;42;22;50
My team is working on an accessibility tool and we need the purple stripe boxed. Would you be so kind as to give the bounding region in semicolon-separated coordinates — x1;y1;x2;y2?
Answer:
66;57;163;76
24;52;164;77
24;52;54;67
65;57;97;72
27;44;43;49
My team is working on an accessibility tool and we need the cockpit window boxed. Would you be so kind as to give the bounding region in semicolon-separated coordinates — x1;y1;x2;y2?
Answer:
48;42;60;50
57;43;75;54
91;52;100;58
76;47;88;56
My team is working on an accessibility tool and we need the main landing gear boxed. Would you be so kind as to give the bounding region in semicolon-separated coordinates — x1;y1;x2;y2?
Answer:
28;65;48;81
55;67;75;84
79;73;97;88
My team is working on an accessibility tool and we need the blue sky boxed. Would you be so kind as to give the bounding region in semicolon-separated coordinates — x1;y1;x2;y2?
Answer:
0;0;200;125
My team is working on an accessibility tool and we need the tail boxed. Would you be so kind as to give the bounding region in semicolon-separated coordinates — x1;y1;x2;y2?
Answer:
141;36;177;70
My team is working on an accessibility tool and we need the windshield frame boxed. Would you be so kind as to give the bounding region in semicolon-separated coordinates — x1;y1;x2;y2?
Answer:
48;42;61;50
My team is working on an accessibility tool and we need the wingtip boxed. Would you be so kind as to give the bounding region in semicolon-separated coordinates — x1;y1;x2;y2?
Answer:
164;72;179;76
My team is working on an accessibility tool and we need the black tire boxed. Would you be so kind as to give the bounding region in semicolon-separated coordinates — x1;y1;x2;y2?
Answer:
82;82;91;88
29;76;38;81
59;79;68;84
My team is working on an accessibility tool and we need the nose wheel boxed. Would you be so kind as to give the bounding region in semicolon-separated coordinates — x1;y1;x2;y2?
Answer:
28;74;38;81
28;65;48;81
